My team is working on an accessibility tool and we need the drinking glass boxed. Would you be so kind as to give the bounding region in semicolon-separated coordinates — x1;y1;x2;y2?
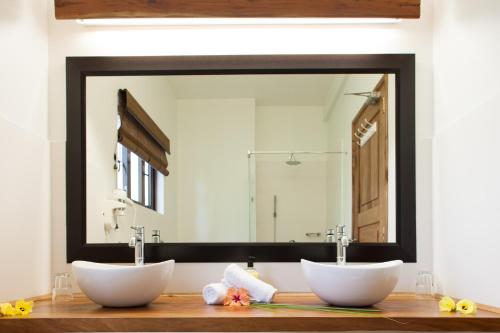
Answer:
415;271;434;297
52;273;73;304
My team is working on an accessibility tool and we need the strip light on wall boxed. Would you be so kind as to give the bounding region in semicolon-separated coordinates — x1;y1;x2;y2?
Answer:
76;18;403;26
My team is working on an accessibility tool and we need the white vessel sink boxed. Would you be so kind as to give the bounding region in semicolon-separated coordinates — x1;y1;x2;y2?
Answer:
72;260;174;307
301;259;402;307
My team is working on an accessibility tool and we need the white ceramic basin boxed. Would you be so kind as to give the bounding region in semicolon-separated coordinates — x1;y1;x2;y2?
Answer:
301;259;402;307
72;260;174;307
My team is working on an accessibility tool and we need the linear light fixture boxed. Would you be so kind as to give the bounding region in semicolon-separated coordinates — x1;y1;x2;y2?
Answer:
76;18;403;26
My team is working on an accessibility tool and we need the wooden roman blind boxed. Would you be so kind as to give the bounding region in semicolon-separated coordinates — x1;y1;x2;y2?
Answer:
117;89;170;176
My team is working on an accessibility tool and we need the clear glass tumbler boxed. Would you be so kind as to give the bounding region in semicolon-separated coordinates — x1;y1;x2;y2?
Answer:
415;271;434;298
52;273;73;304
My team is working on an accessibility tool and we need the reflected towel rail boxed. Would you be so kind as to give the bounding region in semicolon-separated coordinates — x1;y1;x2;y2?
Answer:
354;118;377;147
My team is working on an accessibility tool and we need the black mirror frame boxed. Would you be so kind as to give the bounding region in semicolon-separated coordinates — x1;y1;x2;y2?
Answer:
66;54;416;263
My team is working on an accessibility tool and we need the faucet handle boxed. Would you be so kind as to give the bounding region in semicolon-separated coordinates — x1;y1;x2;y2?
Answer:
130;226;144;234
130;226;144;246
128;236;137;248
335;225;347;240
341;235;350;247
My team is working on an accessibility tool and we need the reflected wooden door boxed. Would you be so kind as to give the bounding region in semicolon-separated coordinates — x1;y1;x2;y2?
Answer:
352;75;388;242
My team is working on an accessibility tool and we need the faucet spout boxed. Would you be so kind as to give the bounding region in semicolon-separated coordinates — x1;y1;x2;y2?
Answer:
129;226;144;266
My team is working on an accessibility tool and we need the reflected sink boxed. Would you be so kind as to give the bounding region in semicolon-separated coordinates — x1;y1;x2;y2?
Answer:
72;260;174;307
301;259;402;307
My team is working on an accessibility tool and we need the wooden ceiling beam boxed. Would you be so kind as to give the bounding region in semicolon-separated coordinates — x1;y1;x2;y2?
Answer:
54;0;420;20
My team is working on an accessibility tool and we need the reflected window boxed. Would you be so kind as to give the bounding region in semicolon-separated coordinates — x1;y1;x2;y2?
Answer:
116;143;158;211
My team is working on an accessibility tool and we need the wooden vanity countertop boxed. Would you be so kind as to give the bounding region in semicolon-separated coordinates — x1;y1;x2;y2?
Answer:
1;293;499;332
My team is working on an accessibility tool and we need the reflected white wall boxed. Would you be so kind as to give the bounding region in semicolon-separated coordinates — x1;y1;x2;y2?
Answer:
253;106;329;242
177;99;255;242
86;76;178;243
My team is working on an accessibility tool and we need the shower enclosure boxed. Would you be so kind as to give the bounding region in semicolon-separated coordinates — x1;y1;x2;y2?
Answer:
247;150;347;242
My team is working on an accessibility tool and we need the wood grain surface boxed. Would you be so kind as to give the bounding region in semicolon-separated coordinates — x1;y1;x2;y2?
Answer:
1;293;499;332
54;0;421;19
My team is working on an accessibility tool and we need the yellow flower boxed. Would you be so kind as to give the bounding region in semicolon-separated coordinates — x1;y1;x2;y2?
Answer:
15;299;34;316
438;296;456;312
0;303;18;316
456;299;477;315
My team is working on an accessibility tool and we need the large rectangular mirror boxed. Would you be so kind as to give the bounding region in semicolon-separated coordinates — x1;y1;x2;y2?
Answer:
67;55;415;262
86;73;396;244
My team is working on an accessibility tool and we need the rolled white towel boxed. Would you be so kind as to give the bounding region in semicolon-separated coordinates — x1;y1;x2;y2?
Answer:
223;264;277;303
202;283;228;305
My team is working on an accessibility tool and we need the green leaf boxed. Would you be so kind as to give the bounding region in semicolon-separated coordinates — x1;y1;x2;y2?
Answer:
250;303;381;314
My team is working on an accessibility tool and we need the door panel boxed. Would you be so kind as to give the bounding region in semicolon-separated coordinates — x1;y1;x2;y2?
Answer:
352;75;388;243
359;129;379;206
358;223;380;242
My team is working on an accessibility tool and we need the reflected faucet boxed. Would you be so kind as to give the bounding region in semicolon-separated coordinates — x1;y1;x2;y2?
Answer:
335;225;350;265
129;226;144;266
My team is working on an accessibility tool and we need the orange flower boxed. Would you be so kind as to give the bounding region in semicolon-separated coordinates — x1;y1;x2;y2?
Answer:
223;288;250;306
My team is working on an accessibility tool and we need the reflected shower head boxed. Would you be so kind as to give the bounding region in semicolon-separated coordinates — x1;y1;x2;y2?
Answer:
286;153;301;166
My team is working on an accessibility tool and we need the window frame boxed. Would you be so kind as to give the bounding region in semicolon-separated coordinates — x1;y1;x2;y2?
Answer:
119;144;158;211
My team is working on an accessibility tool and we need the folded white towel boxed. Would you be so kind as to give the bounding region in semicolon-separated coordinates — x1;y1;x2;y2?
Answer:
223;264;277;303
202;283;228;305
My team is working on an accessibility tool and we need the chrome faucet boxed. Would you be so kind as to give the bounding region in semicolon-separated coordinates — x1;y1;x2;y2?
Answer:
129;226;144;265
335;225;350;265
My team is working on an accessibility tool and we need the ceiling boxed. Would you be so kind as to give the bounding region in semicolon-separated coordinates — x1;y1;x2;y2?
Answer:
166;74;343;106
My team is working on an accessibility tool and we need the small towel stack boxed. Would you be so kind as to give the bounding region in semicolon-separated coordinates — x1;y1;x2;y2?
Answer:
202;283;228;305
202;264;277;305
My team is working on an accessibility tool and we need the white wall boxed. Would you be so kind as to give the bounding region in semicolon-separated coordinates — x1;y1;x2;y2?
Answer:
256;106;327;152
85;76;178;243
255;160;328;242
177;99;255;242
433;0;500;307
254;106;327;242
48;0;434;293
0;0;51;300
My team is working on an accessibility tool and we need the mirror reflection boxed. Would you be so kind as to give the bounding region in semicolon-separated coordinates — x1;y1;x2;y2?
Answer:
85;73;395;244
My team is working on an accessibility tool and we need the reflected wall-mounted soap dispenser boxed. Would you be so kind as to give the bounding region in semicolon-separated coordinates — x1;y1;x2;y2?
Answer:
102;189;136;234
